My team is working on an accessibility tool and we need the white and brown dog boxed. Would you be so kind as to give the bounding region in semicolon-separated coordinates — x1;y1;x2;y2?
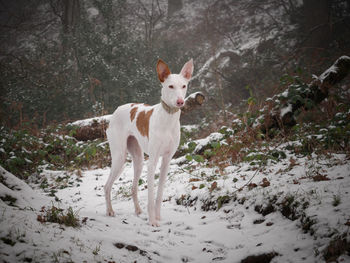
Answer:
104;59;194;226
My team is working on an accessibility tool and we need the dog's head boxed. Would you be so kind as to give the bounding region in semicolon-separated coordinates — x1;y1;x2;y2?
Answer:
157;59;194;110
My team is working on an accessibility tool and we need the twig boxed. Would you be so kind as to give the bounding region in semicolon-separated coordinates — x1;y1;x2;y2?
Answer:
231;165;262;195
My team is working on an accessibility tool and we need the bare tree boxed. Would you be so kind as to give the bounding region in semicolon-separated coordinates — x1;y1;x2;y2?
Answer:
134;0;165;49
62;0;80;35
50;0;80;35
202;2;228;121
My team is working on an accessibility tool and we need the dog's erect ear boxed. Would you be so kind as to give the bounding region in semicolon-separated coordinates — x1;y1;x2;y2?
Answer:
157;59;171;83
180;59;194;80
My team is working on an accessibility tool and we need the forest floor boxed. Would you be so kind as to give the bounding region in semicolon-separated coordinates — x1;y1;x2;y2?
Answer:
1;138;350;262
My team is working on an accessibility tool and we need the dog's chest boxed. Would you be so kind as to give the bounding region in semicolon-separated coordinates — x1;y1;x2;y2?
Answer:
133;107;180;156
153;120;180;155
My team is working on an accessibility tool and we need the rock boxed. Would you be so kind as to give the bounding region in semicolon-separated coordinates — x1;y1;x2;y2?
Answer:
125;245;139;252
113;243;125;249
241;252;279;263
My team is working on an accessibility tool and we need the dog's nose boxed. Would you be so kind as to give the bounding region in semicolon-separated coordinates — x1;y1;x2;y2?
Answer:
176;99;184;107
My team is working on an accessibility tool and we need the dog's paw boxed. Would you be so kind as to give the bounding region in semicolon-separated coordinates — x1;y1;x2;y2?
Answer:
135;207;142;216
149;220;160;227
106;210;115;217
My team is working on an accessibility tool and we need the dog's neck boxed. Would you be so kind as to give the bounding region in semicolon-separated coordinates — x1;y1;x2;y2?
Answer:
160;99;180;114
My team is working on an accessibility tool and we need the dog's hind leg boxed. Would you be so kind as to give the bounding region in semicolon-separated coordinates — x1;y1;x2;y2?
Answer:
127;136;143;216
104;130;127;217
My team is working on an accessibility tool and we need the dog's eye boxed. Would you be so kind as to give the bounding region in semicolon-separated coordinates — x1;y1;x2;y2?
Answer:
182;85;186;89
168;85;174;89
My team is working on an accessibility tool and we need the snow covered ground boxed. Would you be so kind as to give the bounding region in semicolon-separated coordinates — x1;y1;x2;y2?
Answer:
1;144;350;262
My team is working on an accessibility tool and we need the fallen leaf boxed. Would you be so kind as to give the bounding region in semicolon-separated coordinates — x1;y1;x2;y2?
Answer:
289;157;297;167
209;181;217;192
260;177;270;187
189;178;201;182
247;183;257;190
312;174;330;181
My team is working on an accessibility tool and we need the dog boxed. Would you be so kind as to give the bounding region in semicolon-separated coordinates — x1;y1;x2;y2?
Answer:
104;59;194;226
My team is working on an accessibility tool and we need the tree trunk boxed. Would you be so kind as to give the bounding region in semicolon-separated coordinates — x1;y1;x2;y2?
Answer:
72;92;206;141
299;0;332;50
181;92;205;116
61;0;80;53
259;56;350;135
62;0;80;35
168;0;183;17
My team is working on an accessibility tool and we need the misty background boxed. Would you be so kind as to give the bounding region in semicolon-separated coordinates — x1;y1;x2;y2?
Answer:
1;0;349;127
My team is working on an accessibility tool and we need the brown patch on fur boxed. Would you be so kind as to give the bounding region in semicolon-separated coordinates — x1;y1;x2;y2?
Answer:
131;103;149;107
136;109;154;138
130;107;138;122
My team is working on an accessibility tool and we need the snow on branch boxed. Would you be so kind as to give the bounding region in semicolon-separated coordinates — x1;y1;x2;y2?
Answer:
258;56;350;135
318;55;350;85
70;92;206;141
181;92;206;116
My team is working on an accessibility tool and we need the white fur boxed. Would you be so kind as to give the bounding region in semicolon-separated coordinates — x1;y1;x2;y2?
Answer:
104;59;193;226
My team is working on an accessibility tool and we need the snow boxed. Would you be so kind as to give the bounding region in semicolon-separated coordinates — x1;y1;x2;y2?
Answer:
181;132;225;153
319;56;350;83
24;158;32;163
280;104;293;118
185;92;202;100
239;37;261;51
70;114;112;127
192;49;238;81
280;90;289;98
87;7;99;18
0;166;47;210
319;65;338;83
252;115;264;128
1;143;349;262
182;125;199;133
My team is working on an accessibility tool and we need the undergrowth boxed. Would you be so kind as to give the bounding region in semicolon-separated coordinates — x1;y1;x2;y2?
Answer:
178;76;350;169
37;203;81;228
0;124;110;180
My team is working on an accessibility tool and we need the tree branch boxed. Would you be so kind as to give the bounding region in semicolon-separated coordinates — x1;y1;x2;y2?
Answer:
72;92;206;141
259;55;350;134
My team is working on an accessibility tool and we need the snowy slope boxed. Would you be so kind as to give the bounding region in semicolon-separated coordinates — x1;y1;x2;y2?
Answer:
1;140;349;262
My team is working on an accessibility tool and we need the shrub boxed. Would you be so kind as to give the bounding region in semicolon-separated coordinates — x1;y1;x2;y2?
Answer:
37;204;81;228
0;124;111;179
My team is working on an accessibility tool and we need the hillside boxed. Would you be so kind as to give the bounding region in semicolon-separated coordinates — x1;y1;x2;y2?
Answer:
1;142;349;262
1;1;350;262
1;56;350;261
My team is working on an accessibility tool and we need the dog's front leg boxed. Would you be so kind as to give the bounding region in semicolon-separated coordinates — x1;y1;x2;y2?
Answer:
155;155;171;221
147;154;160;227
